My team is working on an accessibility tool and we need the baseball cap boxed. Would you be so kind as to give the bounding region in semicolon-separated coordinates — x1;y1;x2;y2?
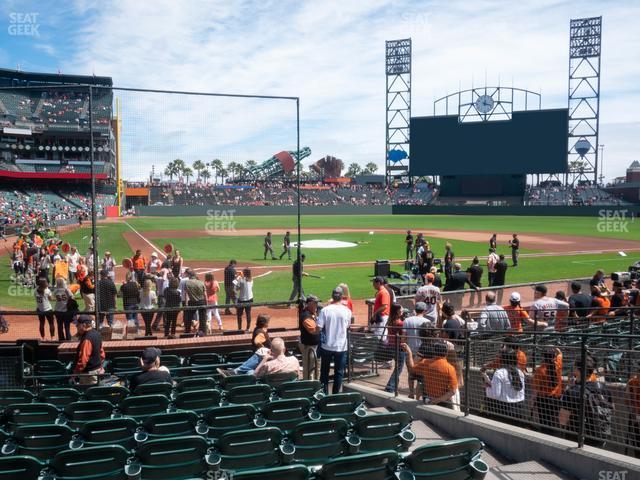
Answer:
534;284;547;295
331;287;343;301
426;273;435;282
510;292;521;302
151;252;158;257
104;250;111;255
414;301;427;312
142;347;161;366
77;314;94;326
305;294;319;303
373;276;385;284
571;281;581;291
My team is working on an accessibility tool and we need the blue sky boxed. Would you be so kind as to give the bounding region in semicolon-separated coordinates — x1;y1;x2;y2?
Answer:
1;0;638;181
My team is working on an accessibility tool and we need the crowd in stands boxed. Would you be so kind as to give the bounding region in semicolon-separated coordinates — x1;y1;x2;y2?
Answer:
526;184;629;206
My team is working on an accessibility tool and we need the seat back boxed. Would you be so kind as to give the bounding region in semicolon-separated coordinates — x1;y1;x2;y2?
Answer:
37;388;80;408
9;424;74;460
0;389;34;408
318;450;399;480
315;392;364;422
290;419;350;465
219;374;256;390
110;356;140;375
217;427;282;471
77;418;138;451
51;445;129;480
0;455;43;480
142;411;200;439
259;398;311;433
63;400;113;428
189;353;224;366
175;377;216;393
5;403;59;429
275;380;322;400
174;389;221;414
135;435;209;480
84;386;130;405
261;371;298;388
34;360;70;386
226;350;254;363
159;355;182;376
225;384;271;407
232;464;310;480
354;412;413;452
203;404;256;439
133;382;173;397
120;394;169;421
403;438;486;480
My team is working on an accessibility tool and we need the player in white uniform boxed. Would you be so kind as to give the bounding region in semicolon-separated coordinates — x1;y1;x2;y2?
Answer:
531;284;569;330
414;273;442;324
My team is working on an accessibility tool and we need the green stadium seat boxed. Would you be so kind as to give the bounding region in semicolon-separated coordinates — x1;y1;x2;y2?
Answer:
349;336;378;373
255;398;311;433
353;412;415;453
75;418;138;451
399;438;488;480
224;384;272;408
0;389;34;407
219;374;256;390
110;356;140;375
2;424;74;460
137;411;204;441
51;444;129;480
311;392;366;423
232;464;310;480
128;435;216;479
84;385;130;405
289;418;351;465
61;400;113;428
173;388;222;414
133;382;173;397
159;355;182;375
315;450;399;480
212;427;287;471
37;387;81;408
34;360;71;386
119;394;169;421
226;350;254;363
0;455;43;480
175;376;217;393
203;404;256;439
261;371;299;388
4;403;60;429
190;353;225;366
274;380;323;400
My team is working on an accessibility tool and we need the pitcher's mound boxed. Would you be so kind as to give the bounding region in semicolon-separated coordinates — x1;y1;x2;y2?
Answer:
293;239;358;249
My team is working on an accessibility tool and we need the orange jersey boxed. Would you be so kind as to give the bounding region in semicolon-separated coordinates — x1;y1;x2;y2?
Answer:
533;353;563;397
504;305;529;333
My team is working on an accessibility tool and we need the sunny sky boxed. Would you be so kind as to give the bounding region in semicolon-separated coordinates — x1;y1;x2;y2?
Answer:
1;0;638;181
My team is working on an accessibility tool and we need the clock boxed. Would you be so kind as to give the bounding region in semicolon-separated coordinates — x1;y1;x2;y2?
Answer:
474;94;494;114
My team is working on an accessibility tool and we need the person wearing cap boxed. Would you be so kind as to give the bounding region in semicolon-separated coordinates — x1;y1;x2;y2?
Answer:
317;287;352;394
414;273;441;325
402;302;431;354
66;245;81;285
479;291;511;332
568;281;591;322
503;292;534;333
73;315;105;385
279;231;292;261
531;284;567;329
299;294;320;380
289;254;308;302
147;251;162;276
371;276;390;342
128;347;172;391
101;251;117;282
508;234;520;267
487;248;500;287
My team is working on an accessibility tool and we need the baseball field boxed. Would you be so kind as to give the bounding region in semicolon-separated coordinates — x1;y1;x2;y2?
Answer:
2;214;638;310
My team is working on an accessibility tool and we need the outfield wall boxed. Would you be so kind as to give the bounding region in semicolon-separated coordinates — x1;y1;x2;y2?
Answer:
392;205;640;216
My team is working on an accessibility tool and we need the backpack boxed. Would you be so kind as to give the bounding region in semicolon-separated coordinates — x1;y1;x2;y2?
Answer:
584;381;613;439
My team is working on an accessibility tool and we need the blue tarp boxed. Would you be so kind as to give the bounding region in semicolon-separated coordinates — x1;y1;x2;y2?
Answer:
387;149;408;162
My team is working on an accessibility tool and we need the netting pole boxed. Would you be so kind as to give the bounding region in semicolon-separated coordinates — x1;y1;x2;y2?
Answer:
89;86;100;324
577;334;588;448
464;333;471;416
296;98;301;305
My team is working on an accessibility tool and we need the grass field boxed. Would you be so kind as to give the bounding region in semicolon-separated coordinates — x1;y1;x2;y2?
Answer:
1;214;637;310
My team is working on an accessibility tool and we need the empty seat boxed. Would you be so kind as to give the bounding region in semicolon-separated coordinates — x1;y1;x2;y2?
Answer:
316;450;399;480
130;435;215;479
0;455;43;480
0;389;34;408
225;384;271;408
353;412;415;453
176;376;217;393
34;360;71;386
203;404;256;439
289;419;352;465
173;388;222;414
190;352;224;366
219;374;256;390
133;382;173;397
138;411;203;441
261;371;299;388
232;464;310;480
84;385;130;405
400;438;488;480
256;398;311;433
226;350;254;363
51;444;129;480
75;418;138;451
311;392;366;423
213;427;286;471
110;356;140;375
4;403;59;429
119;394;169;421
159;355;182;375
275;380;323;400
62;400;113;428
2;424;74;460
37;388;80;408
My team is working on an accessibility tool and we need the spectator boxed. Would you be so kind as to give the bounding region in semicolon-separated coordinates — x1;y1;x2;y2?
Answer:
97;269;117;327
443;243;455;281
184;270;207;335
170;250;184;279
568;281;591;322
128;347;172;391
370;276;390;342
588;286;611;323
554;291;570;331
219;314;271;375
589;269;609;294
384;303;405;393
402;341;457;407
79;270;95;312
131;249;147;286
479;291;511;331
338;282;354;317
503;292;534;333
530;284;561;330
467;256;483;305
140;279;158;337
625;369;640;456
253;338;299;378
482;339;528;373
66;246;81;284
610;281;629;316
52;277;74;341
317;287;352;394
120;271;140;329
483;349;525;419
444;263;479;292
163;277;181;338
223;259;237;315
298;295;320;380
234;268;254;332
34;277;55;340
402;302;430;398
101;251;116;282
414;273;441;324
493;254;509;303
532;348;563;431
441;302;466;340
487;248;499;286
147;251;162;275
152;262;170;331
73;315;105;385
429;266;443;288
204;272;222;331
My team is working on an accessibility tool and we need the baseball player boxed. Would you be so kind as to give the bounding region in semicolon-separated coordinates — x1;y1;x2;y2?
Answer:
509;234;520;267
405;230;414;261
489;234;497;250
413;273;442;324
443;243;454;281
263;232;276;260
279;231;292;260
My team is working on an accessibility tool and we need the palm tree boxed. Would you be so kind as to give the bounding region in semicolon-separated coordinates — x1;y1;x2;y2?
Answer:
182;166;194;184
209;159;223;184
164;160;181;183
227;162;240;181
192;160;206;181
245;159;258;170
219;167;228;184
201;169;211;184
363;162;379;175
345;163;362;178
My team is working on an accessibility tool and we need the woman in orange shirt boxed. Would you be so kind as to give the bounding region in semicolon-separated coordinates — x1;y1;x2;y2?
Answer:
532;348;563;430
503;292;531;333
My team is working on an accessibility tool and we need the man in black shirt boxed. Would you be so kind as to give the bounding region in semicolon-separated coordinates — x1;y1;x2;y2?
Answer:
279;231;292;260
299;294;320;380
223;259;237;315
263;232;276;260
509;234;520;266
405;230;414;261
467;257;484;306
289;254;308;302
97;270;117;327
493;254;509;304
568;281;591;322
444;263;480;292
129;347;172;392
609;281;629;315
443;243;455;281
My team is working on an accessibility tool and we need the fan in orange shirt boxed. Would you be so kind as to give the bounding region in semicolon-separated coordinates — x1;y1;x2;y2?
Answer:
532;348;563;430
503;292;536;333
402;341;457;407
626;373;640;449
481;338;527;373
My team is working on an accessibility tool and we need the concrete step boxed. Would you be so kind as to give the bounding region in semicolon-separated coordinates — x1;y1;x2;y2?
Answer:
487;460;574;480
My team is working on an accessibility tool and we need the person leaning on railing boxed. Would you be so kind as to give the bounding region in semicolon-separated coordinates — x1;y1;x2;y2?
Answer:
482;349;525;420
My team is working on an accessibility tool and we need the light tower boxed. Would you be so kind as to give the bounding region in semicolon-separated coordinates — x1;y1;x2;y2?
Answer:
385;39;411;184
